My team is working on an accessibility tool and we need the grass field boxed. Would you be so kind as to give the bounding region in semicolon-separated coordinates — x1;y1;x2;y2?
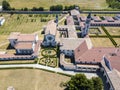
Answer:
90;38;114;47
0;69;70;90
89;27;106;35
0;14;56;35
105;27;120;36
0;35;8;44
114;38;120;46
0;0;108;10
0;60;35;64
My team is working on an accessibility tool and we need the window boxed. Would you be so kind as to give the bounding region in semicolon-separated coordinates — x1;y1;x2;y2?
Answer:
78;49;80;52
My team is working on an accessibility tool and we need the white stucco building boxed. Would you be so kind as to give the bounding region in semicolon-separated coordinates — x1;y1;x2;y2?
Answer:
0;6;2;11
8;32;39;55
60;38;86;57
0;17;5;26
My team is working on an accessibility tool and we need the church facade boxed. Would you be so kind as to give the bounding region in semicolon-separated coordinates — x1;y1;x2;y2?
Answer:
42;20;57;47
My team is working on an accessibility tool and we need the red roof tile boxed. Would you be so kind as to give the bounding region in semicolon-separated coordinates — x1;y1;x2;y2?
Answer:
105;48;120;72
17;34;36;42
15;42;33;49
75;47;117;63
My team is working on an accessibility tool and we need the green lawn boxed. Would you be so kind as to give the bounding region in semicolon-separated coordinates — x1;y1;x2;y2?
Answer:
0;0;108;10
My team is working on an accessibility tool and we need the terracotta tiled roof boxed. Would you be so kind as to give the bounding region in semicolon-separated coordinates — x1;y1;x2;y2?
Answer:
107;69;120;90
91;20;120;25
67;25;77;38
92;16;101;22
32;40;41;56
74;40;88;60
75;47;117;63
45;20;57;35
8;32;20;39
66;16;74;25
104;16;115;22
79;22;85;28
101;59;120;90
60;38;85;50
105;48;120;72
15;42;33;49
17;34;36;42
80;16;86;21
8;32;36;42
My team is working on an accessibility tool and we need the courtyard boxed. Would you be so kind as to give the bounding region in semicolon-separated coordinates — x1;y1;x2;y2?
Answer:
38;48;58;68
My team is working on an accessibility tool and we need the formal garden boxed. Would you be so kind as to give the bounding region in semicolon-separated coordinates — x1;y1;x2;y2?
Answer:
38;48;58;68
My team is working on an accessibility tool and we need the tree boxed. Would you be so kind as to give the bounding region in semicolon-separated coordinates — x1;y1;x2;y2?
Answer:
31;7;44;11
23;7;28;11
92;77;103;90
64;5;79;11
31;7;38;11
65;74;103;90
38;7;44;11
66;74;94;90
2;0;11;10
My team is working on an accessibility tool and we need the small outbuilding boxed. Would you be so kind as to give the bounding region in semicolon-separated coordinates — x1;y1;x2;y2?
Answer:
0;6;2;11
0;17;5;26
7;86;15;90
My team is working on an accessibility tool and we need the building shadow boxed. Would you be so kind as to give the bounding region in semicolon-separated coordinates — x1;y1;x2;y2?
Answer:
6;44;14;50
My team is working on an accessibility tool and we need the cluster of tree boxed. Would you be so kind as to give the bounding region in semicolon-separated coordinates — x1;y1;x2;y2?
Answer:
21;7;28;11
20;7;44;11
50;5;79;11
2;0;15;10
2;0;79;11
64;5;77;11
106;0;120;9
65;74;103;90
31;7;44;11
2;0;44;11
50;5;63;11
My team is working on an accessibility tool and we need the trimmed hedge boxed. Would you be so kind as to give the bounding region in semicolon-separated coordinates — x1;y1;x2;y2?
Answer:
90;35;120;38
41;48;57;58
57;72;73;77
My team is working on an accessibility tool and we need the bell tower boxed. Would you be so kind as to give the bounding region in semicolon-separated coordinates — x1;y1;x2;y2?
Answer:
55;14;58;26
82;13;91;37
